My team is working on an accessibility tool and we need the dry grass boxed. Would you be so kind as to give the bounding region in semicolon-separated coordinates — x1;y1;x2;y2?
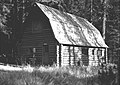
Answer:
0;65;100;85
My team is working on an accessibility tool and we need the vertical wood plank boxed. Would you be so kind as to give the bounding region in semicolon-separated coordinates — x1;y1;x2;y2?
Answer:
68;46;71;66
104;48;106;64
73;46;76;65
57;45;59;66
59;44;61;67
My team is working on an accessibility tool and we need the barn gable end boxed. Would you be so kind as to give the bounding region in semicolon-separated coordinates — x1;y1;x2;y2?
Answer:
18;5;57;66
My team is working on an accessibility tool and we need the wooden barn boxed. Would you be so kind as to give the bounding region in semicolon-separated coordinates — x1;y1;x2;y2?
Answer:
17;3;108;66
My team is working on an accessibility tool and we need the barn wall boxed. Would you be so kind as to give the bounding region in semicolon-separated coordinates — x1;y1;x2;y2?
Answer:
18;27;57;66
57;45;106;66
18;36;57;65
88;48;106;66
59;45;83;66
60;45;90;66
88;48;98;66
17;6;57;65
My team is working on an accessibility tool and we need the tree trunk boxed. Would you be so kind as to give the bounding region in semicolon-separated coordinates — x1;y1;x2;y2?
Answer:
103;0;107;40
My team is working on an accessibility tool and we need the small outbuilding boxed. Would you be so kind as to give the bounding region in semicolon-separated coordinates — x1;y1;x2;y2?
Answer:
17;3;108;66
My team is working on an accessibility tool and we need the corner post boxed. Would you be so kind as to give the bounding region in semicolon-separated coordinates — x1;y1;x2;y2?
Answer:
59;44;62;67
68;46;71;66
73;46;76;65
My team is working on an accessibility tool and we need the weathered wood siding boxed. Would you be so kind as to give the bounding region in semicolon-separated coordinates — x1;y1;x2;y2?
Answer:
88;48;106;66
18;5;57;65
57;45;106;66
58;45;82;66
60;46;88;66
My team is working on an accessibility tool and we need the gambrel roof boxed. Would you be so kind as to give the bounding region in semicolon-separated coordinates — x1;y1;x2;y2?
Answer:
36;3;108;48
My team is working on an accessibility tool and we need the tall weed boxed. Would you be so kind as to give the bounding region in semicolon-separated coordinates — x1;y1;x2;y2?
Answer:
0;65;100;85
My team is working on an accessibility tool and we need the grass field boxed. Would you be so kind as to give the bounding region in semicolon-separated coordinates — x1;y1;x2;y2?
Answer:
0;65;100;85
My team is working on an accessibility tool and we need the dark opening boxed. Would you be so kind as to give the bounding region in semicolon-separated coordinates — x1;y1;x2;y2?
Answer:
82;47;89;66
43;44;49;53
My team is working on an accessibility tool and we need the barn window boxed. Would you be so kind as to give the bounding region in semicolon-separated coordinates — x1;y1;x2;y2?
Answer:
43;43;49;52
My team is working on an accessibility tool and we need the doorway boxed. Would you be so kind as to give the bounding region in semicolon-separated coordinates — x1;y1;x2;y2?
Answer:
42;43;49;65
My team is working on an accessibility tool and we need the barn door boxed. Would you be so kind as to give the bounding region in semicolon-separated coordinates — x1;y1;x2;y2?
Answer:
43;43;49;65
82;47;89;66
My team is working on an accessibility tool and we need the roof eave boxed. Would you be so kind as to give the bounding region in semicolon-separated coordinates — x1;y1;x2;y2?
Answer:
62;43;108;48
